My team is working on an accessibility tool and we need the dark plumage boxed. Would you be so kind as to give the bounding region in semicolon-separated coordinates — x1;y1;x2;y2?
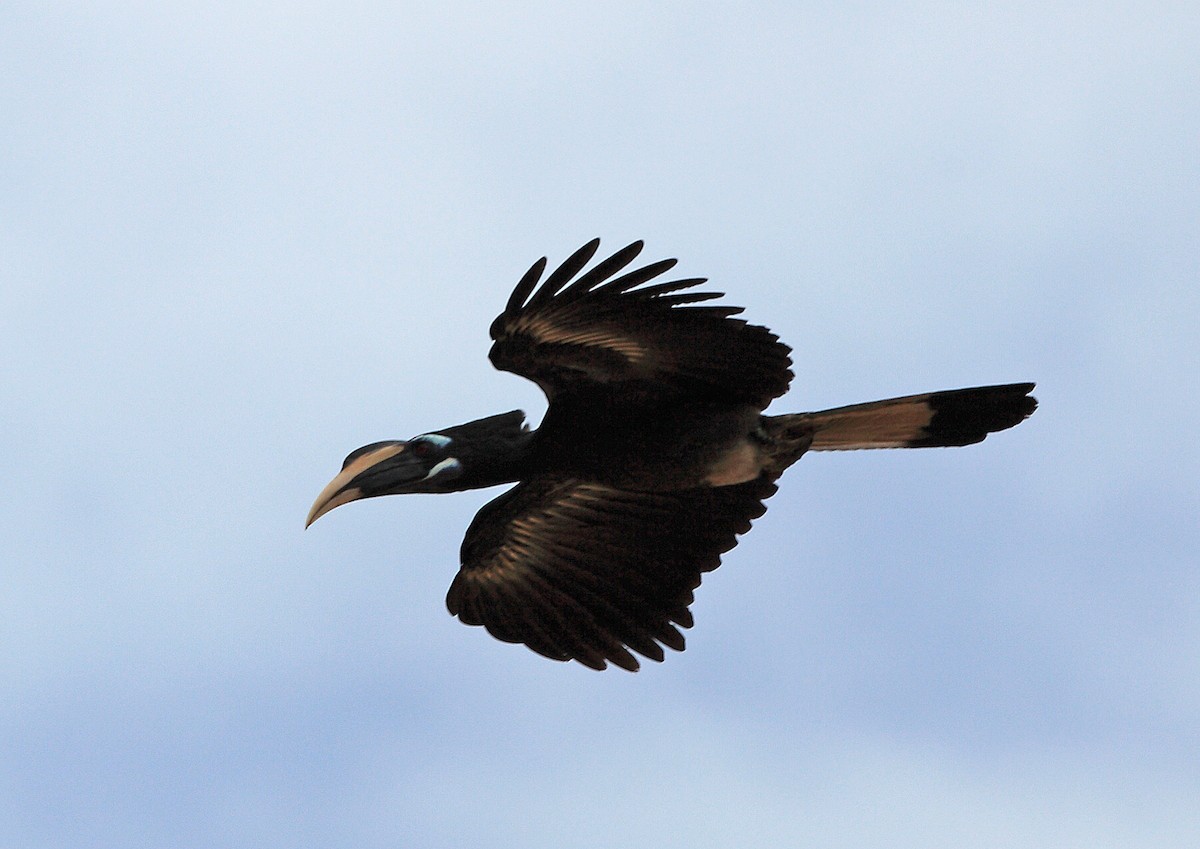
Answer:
308;239;1037;671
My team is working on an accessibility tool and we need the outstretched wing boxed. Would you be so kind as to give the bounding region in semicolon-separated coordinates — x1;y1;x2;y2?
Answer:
489;239;793;408
445;474;778;671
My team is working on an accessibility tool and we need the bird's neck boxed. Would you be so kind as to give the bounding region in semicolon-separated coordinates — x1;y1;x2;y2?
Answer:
458;433;537;491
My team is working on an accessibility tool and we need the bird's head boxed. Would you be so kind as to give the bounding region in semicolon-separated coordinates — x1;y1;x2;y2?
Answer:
306;410;531;527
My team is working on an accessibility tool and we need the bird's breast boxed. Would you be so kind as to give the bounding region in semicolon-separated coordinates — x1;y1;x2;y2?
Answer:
533;398;763;491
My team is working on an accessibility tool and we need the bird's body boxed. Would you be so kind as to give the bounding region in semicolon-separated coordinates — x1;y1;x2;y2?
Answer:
308;240;1037;670
534;394;763;489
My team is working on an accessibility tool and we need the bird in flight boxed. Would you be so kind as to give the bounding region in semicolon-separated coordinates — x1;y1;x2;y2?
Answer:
307;240;1036;671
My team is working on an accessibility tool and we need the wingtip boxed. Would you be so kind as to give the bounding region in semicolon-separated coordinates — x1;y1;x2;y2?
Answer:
504;255;548;313
618;239;645;259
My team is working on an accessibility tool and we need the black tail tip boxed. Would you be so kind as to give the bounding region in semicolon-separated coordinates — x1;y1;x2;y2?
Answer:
912;382;1037;447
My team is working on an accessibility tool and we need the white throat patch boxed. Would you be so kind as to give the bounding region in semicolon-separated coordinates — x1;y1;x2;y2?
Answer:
423;457;462;480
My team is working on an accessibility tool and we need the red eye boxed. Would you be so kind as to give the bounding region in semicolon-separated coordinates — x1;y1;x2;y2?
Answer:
411;441;432;458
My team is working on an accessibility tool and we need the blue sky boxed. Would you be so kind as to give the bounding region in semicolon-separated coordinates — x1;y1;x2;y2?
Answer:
3;3;1198;847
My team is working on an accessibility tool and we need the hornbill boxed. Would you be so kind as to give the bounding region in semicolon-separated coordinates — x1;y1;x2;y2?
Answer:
307;239;1037;671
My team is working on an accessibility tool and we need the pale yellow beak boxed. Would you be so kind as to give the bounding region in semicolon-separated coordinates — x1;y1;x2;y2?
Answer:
305;442;407;528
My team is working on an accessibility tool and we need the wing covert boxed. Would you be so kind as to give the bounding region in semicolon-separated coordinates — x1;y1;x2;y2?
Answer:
446;474;778;671
489;239;793;408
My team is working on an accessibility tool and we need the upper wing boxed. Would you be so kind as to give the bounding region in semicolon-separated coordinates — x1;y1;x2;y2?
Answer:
489;239;793;408
445;474;778;671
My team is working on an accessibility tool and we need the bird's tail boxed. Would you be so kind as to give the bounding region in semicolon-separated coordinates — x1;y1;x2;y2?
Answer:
763;383;1037;463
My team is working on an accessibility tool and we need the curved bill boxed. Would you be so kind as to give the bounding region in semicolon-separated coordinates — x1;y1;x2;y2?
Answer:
305;442;408;528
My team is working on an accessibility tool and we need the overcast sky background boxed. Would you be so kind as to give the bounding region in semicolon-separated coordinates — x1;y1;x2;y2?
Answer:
3;3;1198;847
